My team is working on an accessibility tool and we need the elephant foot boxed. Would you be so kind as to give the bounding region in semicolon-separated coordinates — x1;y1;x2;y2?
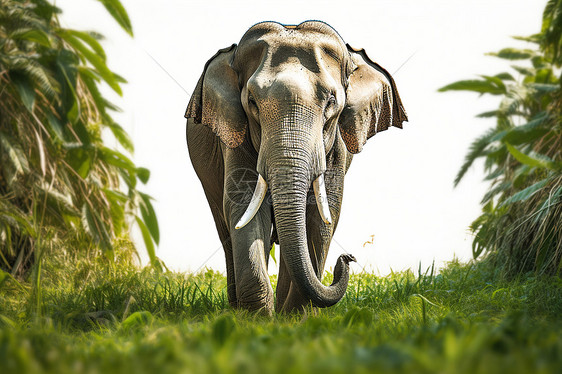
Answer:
235;281;274;316
236;298;274;316
277;283;312;314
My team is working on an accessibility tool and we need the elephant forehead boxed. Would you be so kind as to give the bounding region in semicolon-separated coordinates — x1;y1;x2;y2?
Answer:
234;24;347;77
270;44;320;74
262;32;345;68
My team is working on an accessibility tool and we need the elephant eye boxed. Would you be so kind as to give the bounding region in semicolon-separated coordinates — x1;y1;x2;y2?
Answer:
248;94;258;108
324;94;337;119
247;94;259;118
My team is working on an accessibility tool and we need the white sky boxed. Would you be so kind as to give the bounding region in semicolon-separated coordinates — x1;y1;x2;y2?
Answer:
56;0;546;275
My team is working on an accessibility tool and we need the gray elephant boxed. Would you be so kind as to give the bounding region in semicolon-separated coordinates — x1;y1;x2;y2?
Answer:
185;21;407;314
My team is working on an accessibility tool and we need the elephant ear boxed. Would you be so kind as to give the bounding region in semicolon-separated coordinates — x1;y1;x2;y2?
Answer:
185;44;247;148
339;44;408;154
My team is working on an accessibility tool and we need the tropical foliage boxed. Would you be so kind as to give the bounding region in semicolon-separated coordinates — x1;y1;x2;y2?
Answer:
0;0;160;277
439;0;562;275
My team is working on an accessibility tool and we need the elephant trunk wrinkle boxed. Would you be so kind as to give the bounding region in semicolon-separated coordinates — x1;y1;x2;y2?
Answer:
268;165;351;309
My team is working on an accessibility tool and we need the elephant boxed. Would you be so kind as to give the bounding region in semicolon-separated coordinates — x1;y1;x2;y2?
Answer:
185;21;407;314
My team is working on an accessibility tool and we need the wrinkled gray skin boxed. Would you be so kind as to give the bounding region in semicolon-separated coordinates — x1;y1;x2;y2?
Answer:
185;21;407;314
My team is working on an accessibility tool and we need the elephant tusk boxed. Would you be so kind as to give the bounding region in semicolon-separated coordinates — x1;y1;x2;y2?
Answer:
235;174;268;230
313;174;332;225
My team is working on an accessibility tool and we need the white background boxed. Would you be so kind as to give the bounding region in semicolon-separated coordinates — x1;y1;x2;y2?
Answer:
56;0;546;275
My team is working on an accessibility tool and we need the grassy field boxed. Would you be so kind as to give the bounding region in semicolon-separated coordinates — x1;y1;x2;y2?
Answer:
1;256;561;374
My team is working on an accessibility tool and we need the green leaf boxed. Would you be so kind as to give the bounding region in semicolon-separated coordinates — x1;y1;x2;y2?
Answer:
11;73;36;112
138;192;159;245
511;65;535;76
494;72;515;81
0;210;36;238
121;311;152;331
502;113;550;145
487;48;535;60
512;34;542;44
96;0;133;36
270;243;277;265
66;147;93;178
103;189;127;237
480;75;506;92
135;216;159;269
107;121;134;152
454;128;500;186
99;146;136;173
438;79;505;95
475;110;499;118
64;29;106;61
59;31;123;95
0;131;30;182
529;83;560;93
56;50;82;123
136;167;150;184
505;143;560;171
11;28;52;47
534;185;562;224
45;112;67;142
499;179;549;207
82;204;112;251
36;183;79;216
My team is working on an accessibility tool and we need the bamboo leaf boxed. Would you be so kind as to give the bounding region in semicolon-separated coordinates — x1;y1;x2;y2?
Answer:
480;75;506;92
0;209;36;238
136;167;150;184
476;110;499;118
44;112;67;142
454;128;500;186
487;48;535;60
98;146;136;173
96;0;134;36
81;204;112;251
37;183;79;216
10;28;51;47
0;132;30;181
135;216;160;269
500;179;549;207
270;243;277;265
105;192;125;237
138;192;159;245
529;83;560;93
64;29;106;61
10;73;35;112
438;79;505;95
503;125;549;145
33;128;46;177
511;65;536;76
59;31;123;95
494;72;515;81
107;121;134;152
505;143;559;170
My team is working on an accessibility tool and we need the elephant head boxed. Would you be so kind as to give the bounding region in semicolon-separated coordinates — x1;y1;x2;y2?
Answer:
186;21;407;310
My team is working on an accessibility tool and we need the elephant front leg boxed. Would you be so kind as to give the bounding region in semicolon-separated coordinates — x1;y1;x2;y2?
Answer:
227;208;274;314
224;162;274;314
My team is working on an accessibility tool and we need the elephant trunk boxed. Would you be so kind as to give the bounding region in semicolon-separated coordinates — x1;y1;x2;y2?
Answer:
267;159;354;308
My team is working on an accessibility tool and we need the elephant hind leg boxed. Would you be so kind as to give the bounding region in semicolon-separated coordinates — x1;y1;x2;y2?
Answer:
207;198;237;308
275;251;291;312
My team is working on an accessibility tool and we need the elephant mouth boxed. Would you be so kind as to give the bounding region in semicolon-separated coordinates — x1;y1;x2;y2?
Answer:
235;173;332;230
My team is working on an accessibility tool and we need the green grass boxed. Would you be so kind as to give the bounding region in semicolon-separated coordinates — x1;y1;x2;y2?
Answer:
1;258;561;374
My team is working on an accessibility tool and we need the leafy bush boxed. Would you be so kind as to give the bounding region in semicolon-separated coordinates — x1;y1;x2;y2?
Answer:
0;0;160;276
440;1;562;276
